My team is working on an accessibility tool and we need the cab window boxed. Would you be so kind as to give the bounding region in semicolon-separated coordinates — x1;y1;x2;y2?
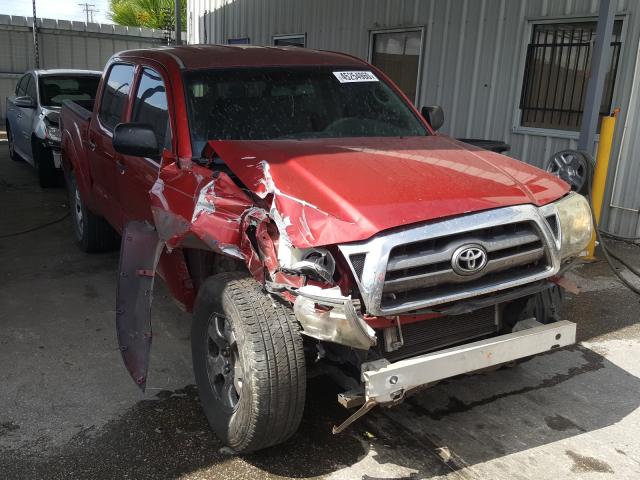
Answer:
15;75;29;96
99;64;135;131
25;75;37;100
131;68;171;155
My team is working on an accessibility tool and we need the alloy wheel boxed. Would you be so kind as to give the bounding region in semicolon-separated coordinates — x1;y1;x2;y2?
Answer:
206;314;243;409
546;150;590;192
73;187;84;239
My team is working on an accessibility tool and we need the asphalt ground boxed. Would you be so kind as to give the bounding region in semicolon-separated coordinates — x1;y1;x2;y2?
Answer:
1;143;640;479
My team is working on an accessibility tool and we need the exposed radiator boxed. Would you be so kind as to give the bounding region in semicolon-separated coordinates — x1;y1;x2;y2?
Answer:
381;306;497;362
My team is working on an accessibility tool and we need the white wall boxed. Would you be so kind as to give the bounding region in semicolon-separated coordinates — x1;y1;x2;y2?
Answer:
0;15;165;122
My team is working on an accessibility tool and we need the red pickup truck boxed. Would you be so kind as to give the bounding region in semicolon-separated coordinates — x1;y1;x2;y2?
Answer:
60;45;592;453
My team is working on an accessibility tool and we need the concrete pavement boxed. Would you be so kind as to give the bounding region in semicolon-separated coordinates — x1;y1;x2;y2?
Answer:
1;144;640;479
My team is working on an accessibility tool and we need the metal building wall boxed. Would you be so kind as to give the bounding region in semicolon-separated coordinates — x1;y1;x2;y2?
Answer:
607;42;640;238
0;15;165;122
187;0;640;236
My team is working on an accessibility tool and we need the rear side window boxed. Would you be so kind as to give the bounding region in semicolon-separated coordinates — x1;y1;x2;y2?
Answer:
39;76;100;108
99;64;135;131
15;75;28;96
25;75;37;100
131;68;171;153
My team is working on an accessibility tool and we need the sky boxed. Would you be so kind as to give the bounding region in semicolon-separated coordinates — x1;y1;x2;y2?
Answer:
2;0;114;24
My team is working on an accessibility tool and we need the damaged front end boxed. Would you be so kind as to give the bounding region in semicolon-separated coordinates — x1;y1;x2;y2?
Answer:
117;144;375;389
116;140;578;439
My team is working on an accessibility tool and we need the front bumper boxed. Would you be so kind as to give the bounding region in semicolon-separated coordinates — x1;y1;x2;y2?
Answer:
361;320;576;404
293;285;377;350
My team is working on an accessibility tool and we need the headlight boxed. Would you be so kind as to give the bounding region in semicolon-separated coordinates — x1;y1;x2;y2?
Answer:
45;125;61;142
282;247;336;283
555;193;593;259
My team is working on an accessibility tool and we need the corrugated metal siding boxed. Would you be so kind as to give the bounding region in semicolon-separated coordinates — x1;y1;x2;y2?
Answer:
188;0;640;236
0;15;165;122
607;30;640;237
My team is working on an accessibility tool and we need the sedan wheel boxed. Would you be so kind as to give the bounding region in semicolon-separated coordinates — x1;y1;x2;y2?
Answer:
7;127;20;161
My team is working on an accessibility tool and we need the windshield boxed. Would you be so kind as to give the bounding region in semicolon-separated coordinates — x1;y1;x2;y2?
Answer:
184;67;427;155
38;75;101;107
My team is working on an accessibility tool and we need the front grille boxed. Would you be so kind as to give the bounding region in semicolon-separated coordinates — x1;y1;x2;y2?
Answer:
338;204;561;316
382;307;496;362
349;254;366;280
380;221;548;311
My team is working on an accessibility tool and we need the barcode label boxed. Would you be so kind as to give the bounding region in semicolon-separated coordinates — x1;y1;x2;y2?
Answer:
333;71;379;83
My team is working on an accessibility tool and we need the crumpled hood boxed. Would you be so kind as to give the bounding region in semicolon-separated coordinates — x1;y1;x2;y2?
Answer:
209;136;569;248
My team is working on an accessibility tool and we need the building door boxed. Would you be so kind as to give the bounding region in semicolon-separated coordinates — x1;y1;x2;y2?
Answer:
370;29;423;104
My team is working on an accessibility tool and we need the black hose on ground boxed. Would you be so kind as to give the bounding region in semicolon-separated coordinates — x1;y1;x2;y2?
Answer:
601;231;640;243
0;212;70;239
581;151;640;295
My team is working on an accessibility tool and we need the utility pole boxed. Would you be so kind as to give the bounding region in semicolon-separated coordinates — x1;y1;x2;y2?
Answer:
577;0;616;153
174;0;181;45
78;3;98;23
32;0;39;68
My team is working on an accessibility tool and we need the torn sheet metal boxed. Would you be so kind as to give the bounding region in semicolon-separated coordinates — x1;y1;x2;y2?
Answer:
157;247;196;311
149;161;252;257
294;285;376;349
116;221;163;391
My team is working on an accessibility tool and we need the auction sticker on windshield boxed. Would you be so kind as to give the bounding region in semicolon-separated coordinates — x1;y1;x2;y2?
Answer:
333;71;379;83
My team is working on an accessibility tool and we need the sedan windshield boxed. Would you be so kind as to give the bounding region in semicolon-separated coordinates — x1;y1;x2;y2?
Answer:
39;75;101;108
184;67;427;155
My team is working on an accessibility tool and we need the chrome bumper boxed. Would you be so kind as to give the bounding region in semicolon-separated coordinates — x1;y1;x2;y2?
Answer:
361;320;576;404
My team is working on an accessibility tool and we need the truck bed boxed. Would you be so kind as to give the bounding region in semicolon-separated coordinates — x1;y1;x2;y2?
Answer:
61;99;94;121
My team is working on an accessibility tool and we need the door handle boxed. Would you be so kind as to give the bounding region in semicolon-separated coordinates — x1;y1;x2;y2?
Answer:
116;159;127;174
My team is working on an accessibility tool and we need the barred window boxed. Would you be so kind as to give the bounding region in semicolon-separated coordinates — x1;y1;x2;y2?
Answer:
519;20;622;131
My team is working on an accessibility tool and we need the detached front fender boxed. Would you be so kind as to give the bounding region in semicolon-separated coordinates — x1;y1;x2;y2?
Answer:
116;221;163;391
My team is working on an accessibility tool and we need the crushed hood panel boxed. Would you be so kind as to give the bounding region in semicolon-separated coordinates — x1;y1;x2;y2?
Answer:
208;136;569;248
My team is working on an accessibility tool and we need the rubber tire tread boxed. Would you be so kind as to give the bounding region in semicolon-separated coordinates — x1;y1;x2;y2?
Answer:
7;125;21;162
35;142;57;188
192;272;306;453
68;172;120;253
503;285;564;328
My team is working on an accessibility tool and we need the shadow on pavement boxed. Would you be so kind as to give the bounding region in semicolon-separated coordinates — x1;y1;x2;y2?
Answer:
6;344;634;479
0;378;369;479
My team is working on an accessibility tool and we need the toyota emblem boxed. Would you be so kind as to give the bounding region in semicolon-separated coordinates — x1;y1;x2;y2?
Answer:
451;244;488;276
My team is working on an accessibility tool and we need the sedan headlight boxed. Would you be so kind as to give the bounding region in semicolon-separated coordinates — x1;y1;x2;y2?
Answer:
45;125;61;143
555;192;593;259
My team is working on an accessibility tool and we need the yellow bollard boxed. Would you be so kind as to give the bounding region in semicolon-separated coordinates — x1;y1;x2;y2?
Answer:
585;108;619;259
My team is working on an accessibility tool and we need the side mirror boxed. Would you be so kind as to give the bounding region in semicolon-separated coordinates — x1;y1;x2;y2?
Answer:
113;123;159;159
421;105;444;131
14;96;35;108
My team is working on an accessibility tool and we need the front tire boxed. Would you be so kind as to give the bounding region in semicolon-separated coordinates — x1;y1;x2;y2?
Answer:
503;285;563;328
192;272;306;453
33;140;57;188
68;171;119;252
7;125;21;162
